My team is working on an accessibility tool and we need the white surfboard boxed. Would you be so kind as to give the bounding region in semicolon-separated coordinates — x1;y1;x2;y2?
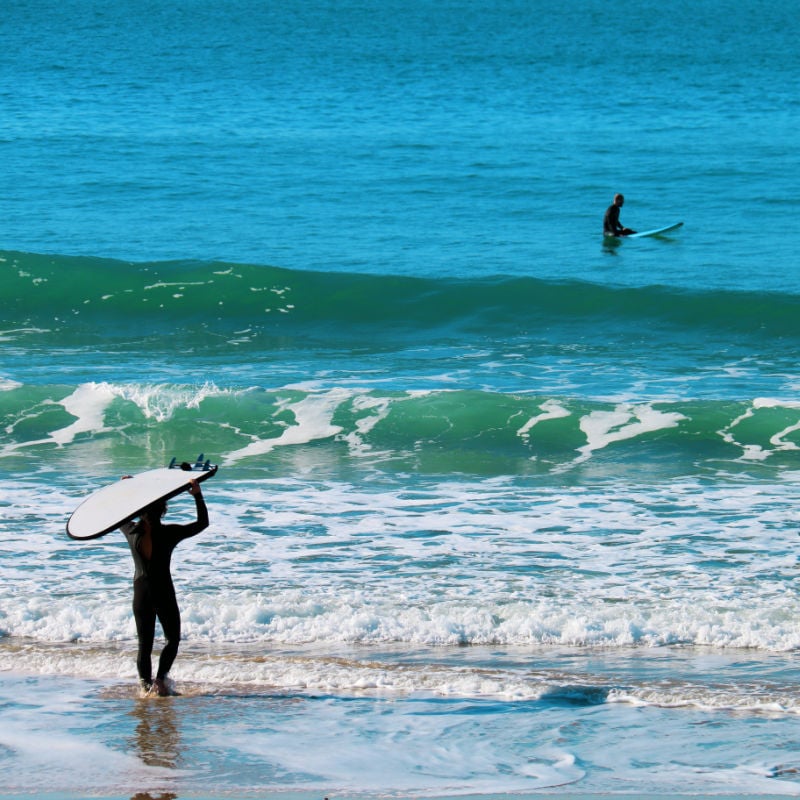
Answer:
627;222;683;238
67;456;217;540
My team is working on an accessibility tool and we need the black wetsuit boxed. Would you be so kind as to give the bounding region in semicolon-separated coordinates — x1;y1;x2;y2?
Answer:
603;203;625;236
122;493;208;684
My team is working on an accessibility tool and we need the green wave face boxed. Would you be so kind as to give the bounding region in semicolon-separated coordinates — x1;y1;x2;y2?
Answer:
4;250;800;349
2;381;798;480
4;250;799;481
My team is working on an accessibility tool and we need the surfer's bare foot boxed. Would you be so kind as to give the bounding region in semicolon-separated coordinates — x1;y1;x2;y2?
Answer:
153;677;180;697
139;679;153;696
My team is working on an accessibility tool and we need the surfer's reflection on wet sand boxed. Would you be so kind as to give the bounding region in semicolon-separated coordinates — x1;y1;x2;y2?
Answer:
130;696;181;770
130;794;177;800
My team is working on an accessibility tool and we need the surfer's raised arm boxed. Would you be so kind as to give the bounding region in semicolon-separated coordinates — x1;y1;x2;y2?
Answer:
185;479;209;534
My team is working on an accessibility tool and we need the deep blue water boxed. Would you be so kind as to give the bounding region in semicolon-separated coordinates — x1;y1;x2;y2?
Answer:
3;0;800;289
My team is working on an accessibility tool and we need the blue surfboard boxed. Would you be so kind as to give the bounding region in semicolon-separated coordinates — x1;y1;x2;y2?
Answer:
627;222;683;239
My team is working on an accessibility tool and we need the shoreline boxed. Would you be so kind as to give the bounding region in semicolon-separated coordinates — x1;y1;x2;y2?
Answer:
3;667;800;799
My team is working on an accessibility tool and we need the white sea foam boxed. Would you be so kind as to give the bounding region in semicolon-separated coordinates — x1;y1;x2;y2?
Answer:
517;398;571;442
341;392;394;454
717;398;800;461
576;402;686;463
0;376;23;390
755;397;800;452
107;380;229;421
0;382;117;454
5;475;800;655
223;388;348;463
52;383;118;445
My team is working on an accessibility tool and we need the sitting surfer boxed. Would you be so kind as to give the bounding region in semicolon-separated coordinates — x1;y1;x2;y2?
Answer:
603;193;636;237
120;480;209;696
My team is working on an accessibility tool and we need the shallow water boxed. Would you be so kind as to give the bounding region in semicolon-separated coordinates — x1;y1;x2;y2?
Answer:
4;644;800;798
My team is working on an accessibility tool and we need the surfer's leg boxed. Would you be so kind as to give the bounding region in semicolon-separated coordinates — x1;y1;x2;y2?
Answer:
132;580;156;686
155;594;182;683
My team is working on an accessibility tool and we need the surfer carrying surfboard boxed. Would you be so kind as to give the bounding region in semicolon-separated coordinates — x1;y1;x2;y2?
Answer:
120;479;209;696
603;193;636;237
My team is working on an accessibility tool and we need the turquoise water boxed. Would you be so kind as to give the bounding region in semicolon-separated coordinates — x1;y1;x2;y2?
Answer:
2;1;800;797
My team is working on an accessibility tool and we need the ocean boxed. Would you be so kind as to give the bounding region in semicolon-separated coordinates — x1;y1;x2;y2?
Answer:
2;1;800;797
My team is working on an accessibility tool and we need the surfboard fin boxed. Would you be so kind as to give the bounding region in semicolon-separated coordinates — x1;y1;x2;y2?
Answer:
168;454;213;471
197;456;213;470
